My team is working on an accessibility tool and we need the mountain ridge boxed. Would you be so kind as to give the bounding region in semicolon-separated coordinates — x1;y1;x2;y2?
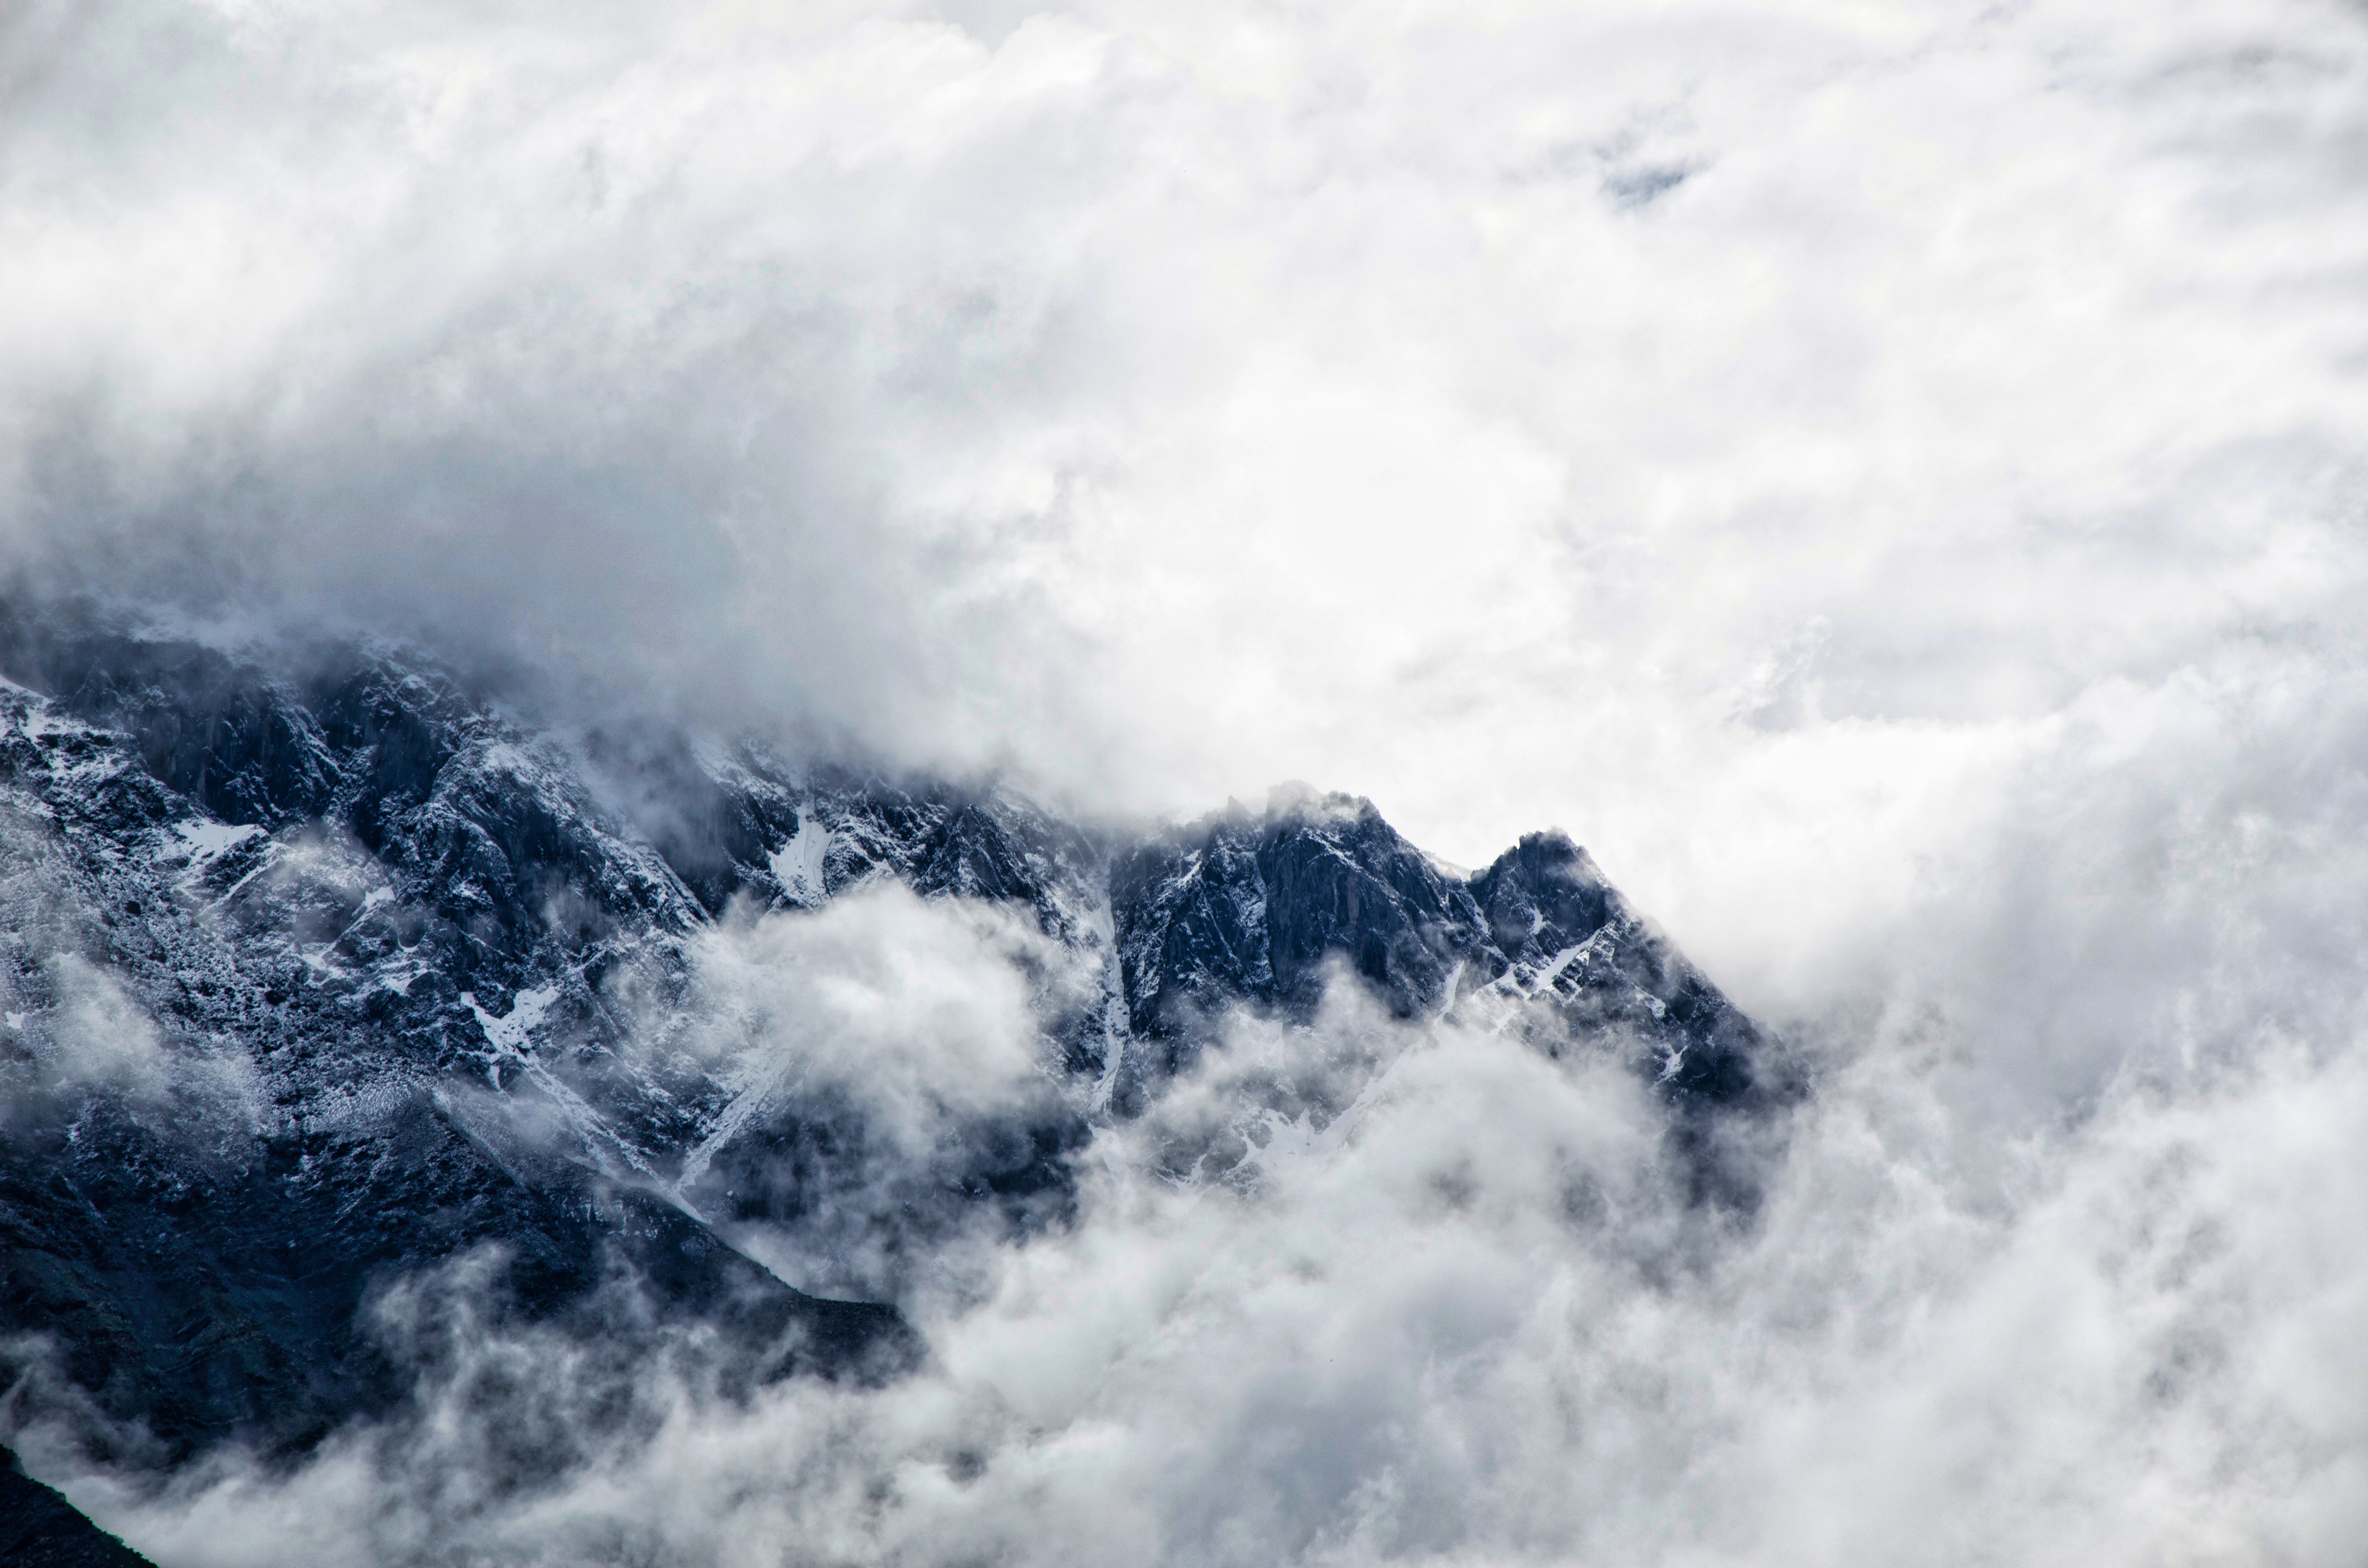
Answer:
0;611;1795;1541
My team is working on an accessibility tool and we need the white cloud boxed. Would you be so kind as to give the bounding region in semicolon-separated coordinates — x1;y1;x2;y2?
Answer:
9;1;2363;912
667;880;1079;1155
35;952;171;1100
9;0;2368;1560
66;984;2368;1566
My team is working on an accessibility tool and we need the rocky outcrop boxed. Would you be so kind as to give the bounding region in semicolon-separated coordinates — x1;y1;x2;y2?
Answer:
1111;788;1777;1114
0;613;1789;1482
0;1446;155;1568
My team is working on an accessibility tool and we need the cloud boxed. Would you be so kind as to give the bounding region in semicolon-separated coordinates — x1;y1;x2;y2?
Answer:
5;0;2362;896
7;0;2368;1561
0;936;259;1131
44;969;2368;1567
30;953;171;1101
636;882;1094;1300
665;882;1082;1153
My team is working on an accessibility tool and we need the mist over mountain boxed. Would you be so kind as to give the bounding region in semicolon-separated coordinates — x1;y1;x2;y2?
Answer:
7;0;2368;1564
0;609;1791;1558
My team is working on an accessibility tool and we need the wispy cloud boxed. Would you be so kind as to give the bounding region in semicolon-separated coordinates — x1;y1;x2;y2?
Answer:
8;1;2368;1561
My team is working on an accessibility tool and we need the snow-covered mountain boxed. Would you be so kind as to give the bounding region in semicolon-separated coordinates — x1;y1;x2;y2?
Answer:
0;612;1791;1537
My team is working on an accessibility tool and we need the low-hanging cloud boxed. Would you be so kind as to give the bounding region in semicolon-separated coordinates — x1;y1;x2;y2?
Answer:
38;952;2368;1567
666;884;1078;1152
641;882;1097;1301
7;0;2368;1562
20;953;173;1102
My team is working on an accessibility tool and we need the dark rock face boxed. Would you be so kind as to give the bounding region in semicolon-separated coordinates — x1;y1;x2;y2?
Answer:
1114;789;1480;1031
1110;790;1480;1094
0;612;1789;1500
0;622;943;1470
1471;830;1616;961
1465;831;1772;1109
0;1446;155;1568
1113;790;1781;1118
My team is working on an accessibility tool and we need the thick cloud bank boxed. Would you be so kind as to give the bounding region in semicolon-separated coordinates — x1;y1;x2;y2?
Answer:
40;936;2368;1567
6;0;2368;1563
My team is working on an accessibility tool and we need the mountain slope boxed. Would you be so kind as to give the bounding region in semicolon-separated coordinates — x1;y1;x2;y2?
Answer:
0;1445;155;1568
0;613;1790;1492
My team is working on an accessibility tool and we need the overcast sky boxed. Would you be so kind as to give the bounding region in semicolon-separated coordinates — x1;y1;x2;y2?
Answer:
9;5;2368;1560
10;0;2367;1004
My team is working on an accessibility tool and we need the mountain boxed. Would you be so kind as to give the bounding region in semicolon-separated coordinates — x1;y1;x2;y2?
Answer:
1;1445;155;1567
0;612;1792;1532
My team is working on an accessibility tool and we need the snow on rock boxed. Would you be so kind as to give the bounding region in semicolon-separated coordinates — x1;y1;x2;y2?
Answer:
171;820;261;863
465;985;560;1055
769;815;831;906
0;619;1780;1470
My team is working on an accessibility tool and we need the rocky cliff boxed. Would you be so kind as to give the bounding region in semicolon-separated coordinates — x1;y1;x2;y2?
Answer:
0;612;1791;1532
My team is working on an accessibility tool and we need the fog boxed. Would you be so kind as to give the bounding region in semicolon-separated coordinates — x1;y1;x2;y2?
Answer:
43;942;2368;1566
6;0;2368;1561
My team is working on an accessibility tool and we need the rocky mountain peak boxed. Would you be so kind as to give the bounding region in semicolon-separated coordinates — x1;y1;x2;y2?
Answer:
0;613;1792;1530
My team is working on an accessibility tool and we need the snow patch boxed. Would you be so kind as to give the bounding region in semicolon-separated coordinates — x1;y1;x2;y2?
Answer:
454;985;679;1194
465;985;560;1054
17;706;82;740
173;820;262;862
302;1073;420;1134
769;815;831;906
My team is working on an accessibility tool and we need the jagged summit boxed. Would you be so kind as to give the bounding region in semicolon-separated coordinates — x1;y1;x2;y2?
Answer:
1112;788;1769;1108
1114;784;1480;1041
0;614;1789;1506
